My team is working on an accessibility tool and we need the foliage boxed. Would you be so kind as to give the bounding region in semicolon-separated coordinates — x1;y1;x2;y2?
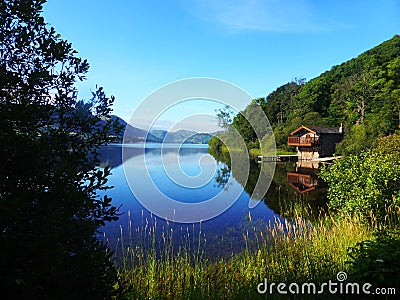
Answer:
0;0;121;298
232;110;258;147
347;229;400;289
321;133;400;224
215;105;235;130
208;135;224;151
261;78;305;126
212;99;273;151
375;130;400;154
335;120;399;157
335;123;373;155
291;76;332;118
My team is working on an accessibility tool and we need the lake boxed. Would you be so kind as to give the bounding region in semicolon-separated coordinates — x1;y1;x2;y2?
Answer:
98;143;327;258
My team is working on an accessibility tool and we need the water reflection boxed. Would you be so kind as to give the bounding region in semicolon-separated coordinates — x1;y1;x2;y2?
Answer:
208;148;328;221
97;144;330;261
99;145;329;222
97;144;281;258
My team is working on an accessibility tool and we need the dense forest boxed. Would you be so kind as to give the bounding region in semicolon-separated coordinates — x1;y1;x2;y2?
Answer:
210;35;400;155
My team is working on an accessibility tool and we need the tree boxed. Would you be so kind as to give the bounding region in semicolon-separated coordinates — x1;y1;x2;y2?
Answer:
262;79;304;126
0;1;121;298
232;106;258;148
340;70;376;124
335;123;371;155
291;76;332;118
215;105;234;130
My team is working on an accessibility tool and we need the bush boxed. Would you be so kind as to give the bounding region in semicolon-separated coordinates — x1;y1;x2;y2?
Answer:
321;133;400;224
347;230;400;289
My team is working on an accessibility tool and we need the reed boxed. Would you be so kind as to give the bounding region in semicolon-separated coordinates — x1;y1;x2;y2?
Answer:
107;208;393;299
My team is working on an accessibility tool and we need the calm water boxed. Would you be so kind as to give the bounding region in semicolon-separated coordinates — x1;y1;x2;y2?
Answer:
98;143;327;257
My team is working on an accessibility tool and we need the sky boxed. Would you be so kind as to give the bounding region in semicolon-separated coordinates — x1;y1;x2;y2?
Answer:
43;0;400;132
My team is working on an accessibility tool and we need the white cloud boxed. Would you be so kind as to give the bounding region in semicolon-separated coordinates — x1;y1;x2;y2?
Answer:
189;0;347;33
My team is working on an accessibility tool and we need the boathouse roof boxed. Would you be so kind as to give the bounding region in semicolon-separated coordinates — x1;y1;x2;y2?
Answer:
290;125;343;136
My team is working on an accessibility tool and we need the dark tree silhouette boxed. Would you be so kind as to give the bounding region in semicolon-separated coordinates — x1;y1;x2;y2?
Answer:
0;1;122;298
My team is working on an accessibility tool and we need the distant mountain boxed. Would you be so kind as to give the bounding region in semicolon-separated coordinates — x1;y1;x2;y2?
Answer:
150;129;214;144
110;116;213;144
150;129;167;141
159;129;212;144
182;132;214;144
108;116;161;143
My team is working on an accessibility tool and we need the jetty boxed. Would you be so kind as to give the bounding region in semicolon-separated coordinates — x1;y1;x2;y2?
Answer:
258;155;341;163
258;155;298;163
310;156;342;162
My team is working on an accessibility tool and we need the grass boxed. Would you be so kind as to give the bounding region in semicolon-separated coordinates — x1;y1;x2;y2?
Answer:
247;148;297;157
218;147;295;157
275;149;297;155
248;148;262;156
112;211;379;299
252;149;297;156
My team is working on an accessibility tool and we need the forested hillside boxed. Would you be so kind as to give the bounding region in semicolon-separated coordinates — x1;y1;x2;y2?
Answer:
214;35;400;155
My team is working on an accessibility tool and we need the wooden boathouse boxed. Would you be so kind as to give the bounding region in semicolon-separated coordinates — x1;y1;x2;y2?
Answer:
288;125;344;161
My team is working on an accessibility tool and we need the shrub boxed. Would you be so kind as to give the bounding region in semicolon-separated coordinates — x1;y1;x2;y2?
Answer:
347;229;400;289
321;132;400;224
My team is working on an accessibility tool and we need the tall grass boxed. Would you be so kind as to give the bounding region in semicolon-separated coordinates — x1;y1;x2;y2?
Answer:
109;209;383;299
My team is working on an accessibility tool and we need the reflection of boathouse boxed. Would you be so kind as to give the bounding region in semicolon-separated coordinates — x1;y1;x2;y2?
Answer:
287;172;318;194
288;125;344;160
287;162;327;194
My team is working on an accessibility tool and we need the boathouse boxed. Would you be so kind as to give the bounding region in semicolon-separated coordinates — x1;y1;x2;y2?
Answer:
288;125;344;160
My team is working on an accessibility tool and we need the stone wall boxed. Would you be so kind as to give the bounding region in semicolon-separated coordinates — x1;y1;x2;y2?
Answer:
297;146;319;160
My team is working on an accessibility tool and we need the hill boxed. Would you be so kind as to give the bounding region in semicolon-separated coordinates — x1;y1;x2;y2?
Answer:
215;35;400;155
157;129;213;144
111;116;213;144
110;116;162;143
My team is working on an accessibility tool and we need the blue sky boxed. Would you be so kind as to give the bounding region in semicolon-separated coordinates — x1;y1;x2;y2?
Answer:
43;0;399;132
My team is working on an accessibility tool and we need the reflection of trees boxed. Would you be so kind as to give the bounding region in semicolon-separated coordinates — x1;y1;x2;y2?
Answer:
208;146;231;164
209;146;264;197
209;147;231;189
209;148;328;221
214;165;231;188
